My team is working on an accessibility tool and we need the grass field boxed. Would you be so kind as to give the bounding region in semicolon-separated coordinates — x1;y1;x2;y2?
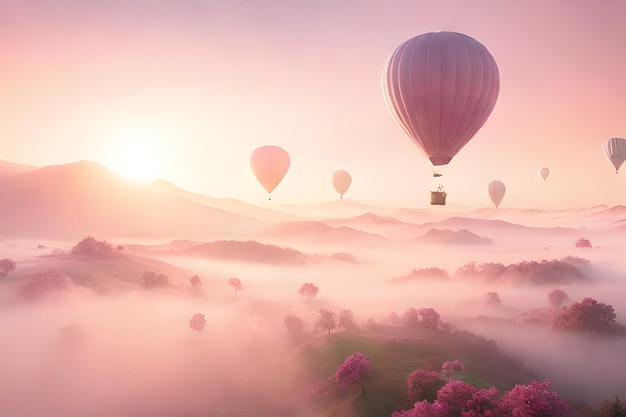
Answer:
300;324;537;417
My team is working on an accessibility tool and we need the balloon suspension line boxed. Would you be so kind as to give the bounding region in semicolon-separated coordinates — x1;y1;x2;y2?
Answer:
268;193;272;201
340;195;343;200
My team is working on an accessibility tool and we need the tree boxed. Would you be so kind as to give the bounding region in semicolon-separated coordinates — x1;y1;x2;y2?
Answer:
441;360;465;382
406;370;443;402
315;308;337;336
418;308;441;329
19;269;73;299
71;236;114;255
485;291;502;306
228;277;243;296
335;352;372;395
575;237;592;248
142;271;169;289
190;275;201;287
298;282;319;300
338;309;355;329
0;258;16;276
553;297;625;335
284;314;304;338
436;380;477;416
189;313;207;332
498;379;578;417
601;396;626;417
548;289;569;308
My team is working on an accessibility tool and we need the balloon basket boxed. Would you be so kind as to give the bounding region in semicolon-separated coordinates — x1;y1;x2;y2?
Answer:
430;191;447;206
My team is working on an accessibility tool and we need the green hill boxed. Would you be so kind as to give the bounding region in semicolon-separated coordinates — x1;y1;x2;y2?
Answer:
299;324;537;417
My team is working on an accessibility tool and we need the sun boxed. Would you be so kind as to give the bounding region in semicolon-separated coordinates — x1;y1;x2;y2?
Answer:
104;127;166;183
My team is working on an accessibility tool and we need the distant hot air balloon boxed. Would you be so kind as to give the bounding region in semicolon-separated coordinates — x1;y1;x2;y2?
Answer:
602;138;626;174
538;167;550;180
382;31;500;201
250;146;290;200
488;180;506;208
332;170;352;199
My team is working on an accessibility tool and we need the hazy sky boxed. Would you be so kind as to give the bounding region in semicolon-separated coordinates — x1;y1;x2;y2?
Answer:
1;0;626;209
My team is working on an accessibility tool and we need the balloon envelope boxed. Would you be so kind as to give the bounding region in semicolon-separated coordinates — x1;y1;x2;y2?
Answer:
250;146;290;194
383;31;500;167
488;180;506;208
602;138;626;174
332;170;352;197
538;167;550;180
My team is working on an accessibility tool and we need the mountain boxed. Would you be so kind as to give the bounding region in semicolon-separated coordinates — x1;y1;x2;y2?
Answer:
0;160;262;240
323;212;416;234
413;228;493;246
149;179;300;223
263;220;389;247
125;239;358;265
0;160;38;178
276;198;382;219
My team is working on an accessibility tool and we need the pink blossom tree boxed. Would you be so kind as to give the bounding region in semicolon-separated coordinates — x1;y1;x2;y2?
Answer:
441;360;465;382
575;237;592;248
298;282;319;300
553;297;625;335
406;370;442;402
548;289;569;308
335;352;372;395
497;380;578;417
462;387;501;417
228;277;243;296
338;309;355;329
0;258;16;276
189;313;207;332
315;308;337;336
436;380;477;416
190;275;201;288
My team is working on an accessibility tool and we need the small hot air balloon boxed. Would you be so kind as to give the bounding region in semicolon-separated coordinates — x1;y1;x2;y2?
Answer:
538;167;550;180
488;180;506;208
382;31;500;205
602;138;626;174
250;146;290;200
332;170;352;199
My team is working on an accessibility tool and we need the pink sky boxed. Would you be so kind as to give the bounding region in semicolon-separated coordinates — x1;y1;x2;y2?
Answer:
1;0;625;209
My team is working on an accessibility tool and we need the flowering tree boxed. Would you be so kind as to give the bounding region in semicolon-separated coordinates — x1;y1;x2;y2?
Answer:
190;275;201;287
441;360;465;382
189;313;207;332
228;277;243;296
462;387;501;417
335;352;372;395
498;380;578;417
406;370;442;402
0;258;16;276
575;237;592;248
553;297;625;334
338;309;355;329
298;282;319;300
315;308;337;336
418;308;441;329
548;289;569;308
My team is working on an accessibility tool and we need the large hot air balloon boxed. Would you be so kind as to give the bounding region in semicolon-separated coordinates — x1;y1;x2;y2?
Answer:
538;167;550;180
602;138;626;174
383;31;500;190
332;170;352;199
488;180;506;208
250;145;290;200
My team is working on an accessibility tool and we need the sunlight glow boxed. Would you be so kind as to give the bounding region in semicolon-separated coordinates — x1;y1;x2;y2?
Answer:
103;125;168;183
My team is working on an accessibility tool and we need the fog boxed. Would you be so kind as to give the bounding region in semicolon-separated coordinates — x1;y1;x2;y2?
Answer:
1;205;625;415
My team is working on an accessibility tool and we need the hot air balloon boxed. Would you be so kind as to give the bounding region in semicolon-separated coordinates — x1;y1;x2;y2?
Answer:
382;31;500;205
602;138;626;174
332;170;352;199
250;145;290;200
538;167;550;180
488;180;506;209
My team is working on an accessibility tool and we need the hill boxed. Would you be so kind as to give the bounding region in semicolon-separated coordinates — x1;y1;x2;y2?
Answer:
0;160;38;178
0;160;262;240
300;325;536;417
413;228;493;246
263;221;389;247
